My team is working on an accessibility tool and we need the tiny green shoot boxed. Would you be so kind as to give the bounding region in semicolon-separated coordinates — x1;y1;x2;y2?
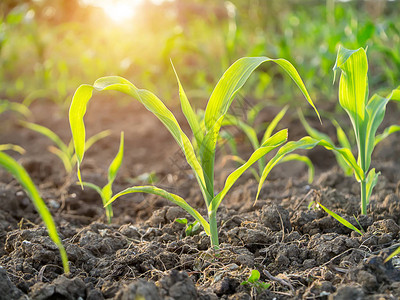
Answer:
175;218;201;236
241;269;270;292
81;132;124;223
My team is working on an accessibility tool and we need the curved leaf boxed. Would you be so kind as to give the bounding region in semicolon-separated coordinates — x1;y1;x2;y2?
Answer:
106;186;210;235
210;129;288;212
69;77;206;196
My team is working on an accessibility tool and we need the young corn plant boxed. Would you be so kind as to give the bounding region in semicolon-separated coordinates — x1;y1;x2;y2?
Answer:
81;132;124;224
69;56;321;249
0;151;69;274
311;46;400;215
221;105;314;183
20;121;110;173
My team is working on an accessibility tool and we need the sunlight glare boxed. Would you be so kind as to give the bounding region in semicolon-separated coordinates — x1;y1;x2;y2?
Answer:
83;0;142;24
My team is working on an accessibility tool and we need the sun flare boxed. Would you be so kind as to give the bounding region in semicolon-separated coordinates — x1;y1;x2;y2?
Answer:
83;0;142;23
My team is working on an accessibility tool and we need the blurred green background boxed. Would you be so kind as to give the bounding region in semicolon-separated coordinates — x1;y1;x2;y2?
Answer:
1;0;399;109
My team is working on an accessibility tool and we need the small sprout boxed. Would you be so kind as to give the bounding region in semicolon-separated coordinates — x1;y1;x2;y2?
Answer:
241;270;270;292
81;132;124;224
175;218;201;236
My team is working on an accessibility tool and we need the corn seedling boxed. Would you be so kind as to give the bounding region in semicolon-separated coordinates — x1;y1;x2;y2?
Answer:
241;269;270;292
305;46;400;215
70;56;321;249
175;218;201;237
0;151;69;273
20;121;110;173
221;105;314;183
81;132;124;224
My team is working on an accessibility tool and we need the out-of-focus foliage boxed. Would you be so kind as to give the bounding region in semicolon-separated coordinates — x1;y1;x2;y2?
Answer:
0;0;399;108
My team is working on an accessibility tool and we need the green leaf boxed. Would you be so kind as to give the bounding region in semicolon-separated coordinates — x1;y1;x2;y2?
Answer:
172;61;203;147
0;100;31;117
0;151;69;273
261;105;289;144
375;125;400;146
247;269;261;283
81;182;102;195
365;168;379;205
69;78;207;196
204;56;319;147
364;94;390;170
384;246;400;263
0;144;25;154
333;46;368;166
175;218;188;225
256;137;364;200
317;201;363;235
106;186;210;235
108;132;124;183
210;129;287;212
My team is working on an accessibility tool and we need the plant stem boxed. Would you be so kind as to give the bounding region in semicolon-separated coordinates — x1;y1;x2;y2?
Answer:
360;180;367;215
208;210;219;248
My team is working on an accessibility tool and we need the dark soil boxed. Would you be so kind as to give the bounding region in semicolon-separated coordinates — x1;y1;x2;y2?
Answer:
1;98;400;299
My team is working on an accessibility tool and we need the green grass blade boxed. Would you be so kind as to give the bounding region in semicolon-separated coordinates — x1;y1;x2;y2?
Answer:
106;186;210;235
261;105;289;144
0;151;69;273
210;129;287;212
317;201;363;235
279;154;314;184
20;121;69;154
171;62;203;147
375;125;400;146
0;144;25;154
384;246;400;263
